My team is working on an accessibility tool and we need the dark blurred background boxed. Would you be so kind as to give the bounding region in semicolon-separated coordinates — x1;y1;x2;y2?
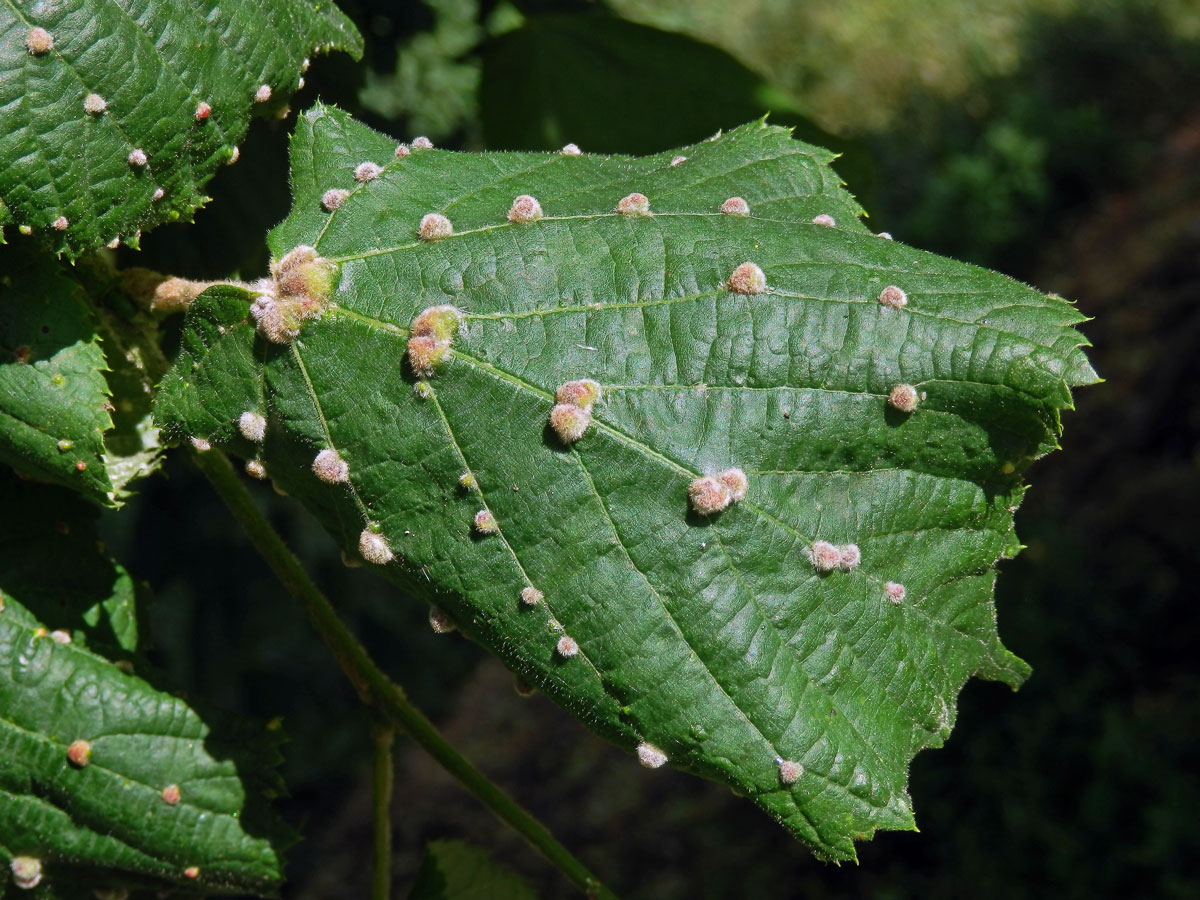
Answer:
108;0;1200;896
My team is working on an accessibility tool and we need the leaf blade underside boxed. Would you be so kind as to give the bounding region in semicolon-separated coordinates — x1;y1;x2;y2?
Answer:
155;105;1096;860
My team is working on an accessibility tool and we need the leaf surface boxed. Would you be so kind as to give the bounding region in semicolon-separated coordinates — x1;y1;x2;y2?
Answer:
0;0;361;257
0;474;292;896
0;245;162;505
155;104;1096;859
408;840;537;900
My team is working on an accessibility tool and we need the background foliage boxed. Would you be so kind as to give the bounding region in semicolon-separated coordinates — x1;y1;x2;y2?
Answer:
75;0;1199;896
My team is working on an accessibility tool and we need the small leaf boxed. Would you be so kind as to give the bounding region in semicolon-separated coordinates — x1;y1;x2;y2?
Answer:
156;104;1096;859
0;477;292;896
408;841;537;900
0;0;362;257
0;245;163;506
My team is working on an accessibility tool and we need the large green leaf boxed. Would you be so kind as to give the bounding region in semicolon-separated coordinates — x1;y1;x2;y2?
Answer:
155;104;1096;860
0;474;292;897
0;244;162;506
0;0;362;258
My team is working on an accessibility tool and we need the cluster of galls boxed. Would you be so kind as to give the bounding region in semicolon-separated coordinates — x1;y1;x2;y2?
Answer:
250;246;340;344
406;305;462;377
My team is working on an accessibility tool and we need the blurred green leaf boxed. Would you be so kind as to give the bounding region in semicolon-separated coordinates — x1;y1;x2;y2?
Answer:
155;104;1094;859
480;14;799;153
408;840;537;900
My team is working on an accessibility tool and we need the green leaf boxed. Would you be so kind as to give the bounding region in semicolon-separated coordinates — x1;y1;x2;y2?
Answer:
0;476;292;897
480;14;802;154
155;104;1096;860
0;475;141;653
0;245;163;506
0;0;362;258
408;841;536;900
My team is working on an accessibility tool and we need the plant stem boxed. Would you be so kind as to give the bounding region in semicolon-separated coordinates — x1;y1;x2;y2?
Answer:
191;448;617;900
370;719;394;900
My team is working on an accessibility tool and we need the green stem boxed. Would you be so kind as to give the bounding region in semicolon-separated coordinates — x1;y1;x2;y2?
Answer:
191;448;617;900
371;720;394;900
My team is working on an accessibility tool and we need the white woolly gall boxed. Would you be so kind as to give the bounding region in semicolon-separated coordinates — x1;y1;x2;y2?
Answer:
250;295;299;345
727;261;766;295
507;194;543;224
407;305;461;376
888;383;920;413
301;57;311;72
809;540;841;573
20;225;33;235
194;101;212;120
25;27;53;55
151;188;164;201
127;148;148;167
429;606;456;634
689;475;731;516
413;381;434;400
297;77;305;89
395;143;410;157
254;84;272;103
560;143;582;155
877;231;893;240
412;136;434;150
474;509;499;535
637;742;668;769
245;459;267;480
189;436;211;452
555;379;601;409
520;586;543;606
10;856;42;890
885;581;907;603
549;403;591;444
67;739;92;767
184;866;200;880
106;236;120;248
879;285;907;309
322;188;349;211
52;216;69;231
838;543;861;571
228;145;240;165
616;192;651;216
354;161;382;183
778;759;803;785
812;213;836;227
556;635;579;658
670;155;687;166
341;549;363;568
312;448;349;484
49;629;71;644
418;212;453;241
720;197;750;216
359;528;394;565
238;411;266;442
162;783;181;805
718;467;748;503
458;472;477;490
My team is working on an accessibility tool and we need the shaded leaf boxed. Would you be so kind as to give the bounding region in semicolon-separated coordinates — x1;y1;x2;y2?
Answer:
480;14;801;154
0;245;162;506
155;104;1095;859
0;0;362;257
408;840;536;900
0;477;292;897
